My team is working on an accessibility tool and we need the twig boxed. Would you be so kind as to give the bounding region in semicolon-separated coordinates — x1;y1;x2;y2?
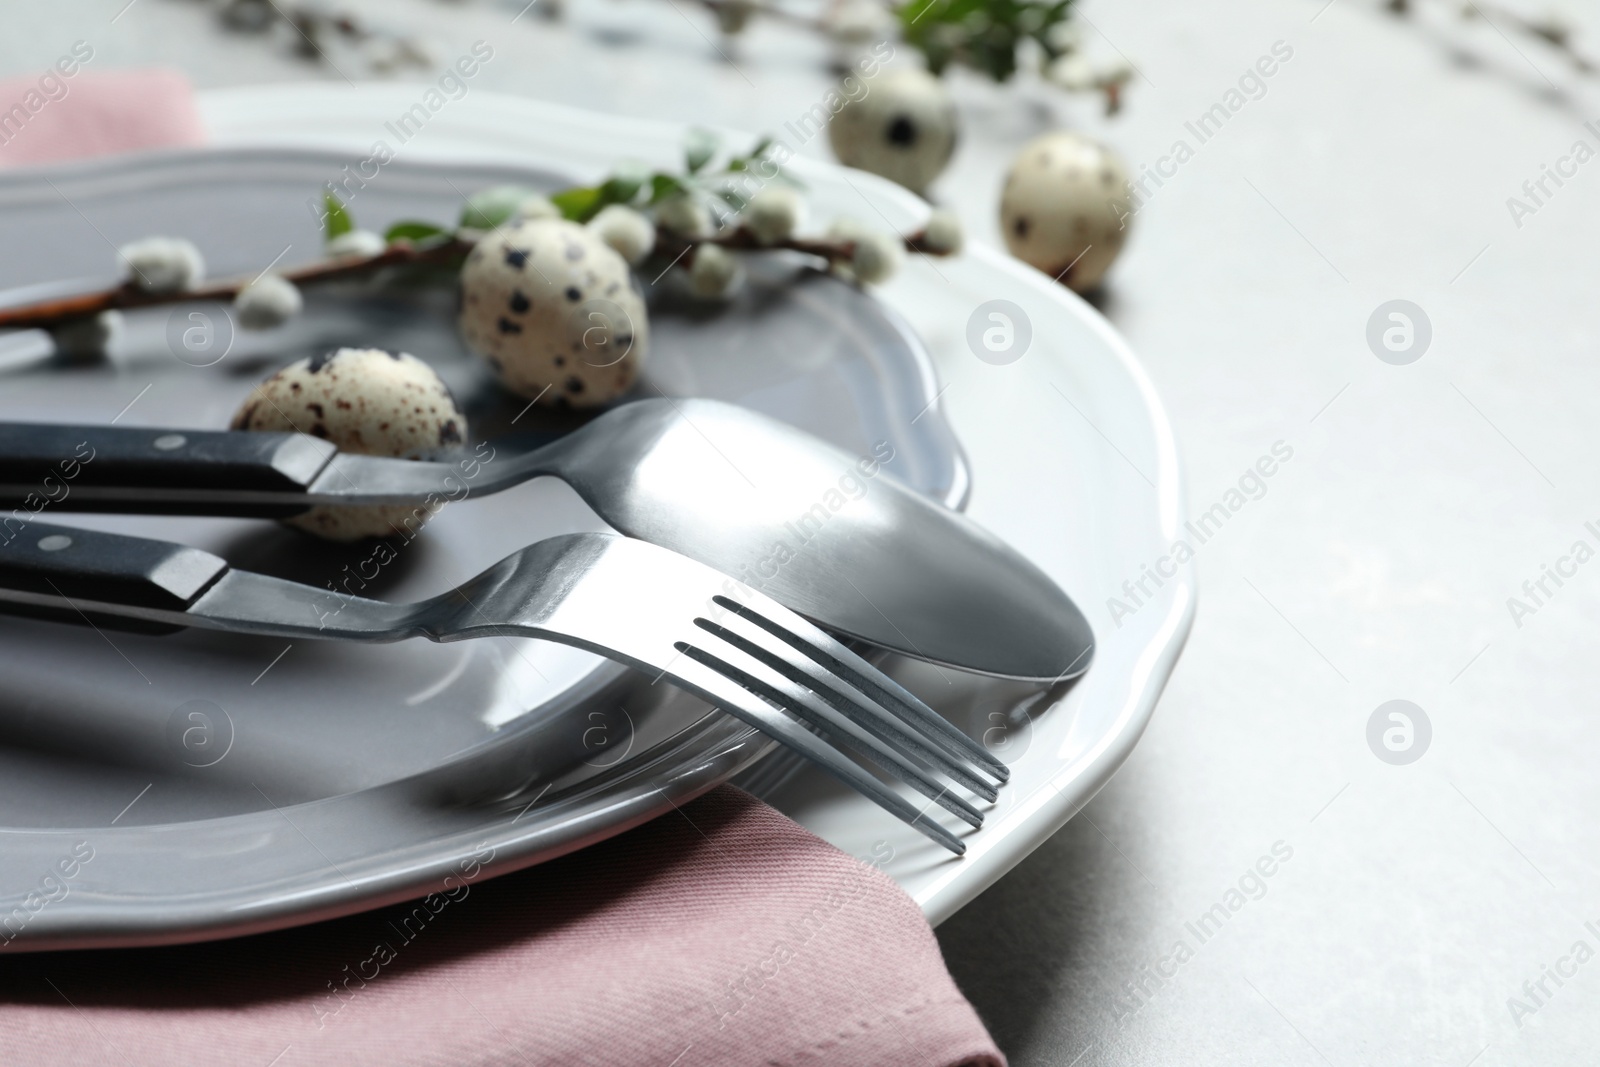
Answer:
697;0;826;32
1388;0;1597;74
218;0;431;71
0;238;471;331
0;226;951;333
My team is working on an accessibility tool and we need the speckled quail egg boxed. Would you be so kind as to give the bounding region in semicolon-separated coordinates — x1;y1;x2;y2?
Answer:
457;218;648;408
827;67;957;195
231;347;467;542
1000;131;1131;293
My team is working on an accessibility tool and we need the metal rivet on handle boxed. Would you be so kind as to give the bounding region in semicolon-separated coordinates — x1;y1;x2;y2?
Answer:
152;434;188;451
37;535;71;552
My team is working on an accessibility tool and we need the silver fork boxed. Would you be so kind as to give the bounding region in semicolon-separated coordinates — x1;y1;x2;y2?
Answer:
0;523;1006;854
0;398;1095;684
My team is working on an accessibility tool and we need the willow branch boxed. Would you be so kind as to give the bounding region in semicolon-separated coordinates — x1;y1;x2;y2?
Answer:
0;237;475;330
0;225;951;333
677;227;948;261
1389;0;1596;74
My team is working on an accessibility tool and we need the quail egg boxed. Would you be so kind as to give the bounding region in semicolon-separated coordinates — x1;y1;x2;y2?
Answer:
231;347;466;542
457;218;648;408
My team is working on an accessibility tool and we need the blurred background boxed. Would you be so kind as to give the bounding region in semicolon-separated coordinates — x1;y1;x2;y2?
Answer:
5;1;1600;1063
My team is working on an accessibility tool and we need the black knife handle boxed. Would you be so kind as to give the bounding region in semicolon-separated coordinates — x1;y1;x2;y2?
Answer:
0;519;227;634
0;422;335;516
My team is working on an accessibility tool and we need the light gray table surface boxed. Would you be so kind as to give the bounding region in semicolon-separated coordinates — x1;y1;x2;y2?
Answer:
6;1;1600;1063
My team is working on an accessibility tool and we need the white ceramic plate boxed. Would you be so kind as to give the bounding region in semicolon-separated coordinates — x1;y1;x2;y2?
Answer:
195;85;1193;925
0;143;970;949
6;86;1191;937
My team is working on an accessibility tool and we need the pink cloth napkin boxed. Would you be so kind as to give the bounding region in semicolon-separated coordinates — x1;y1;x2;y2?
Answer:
1;787;1002;1067
0;71;1004;1066
0;67;205;167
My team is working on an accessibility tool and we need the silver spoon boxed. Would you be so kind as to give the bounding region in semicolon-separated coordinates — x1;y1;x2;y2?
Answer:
0;398;1094;683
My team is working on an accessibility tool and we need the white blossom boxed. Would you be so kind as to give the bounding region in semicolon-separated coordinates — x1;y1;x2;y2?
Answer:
688;243;741;299
233;274;303;330
656;193;713;238
849;229;903;285
1045;53;1098;92
824;0;893;47
514;195;562;222
826;216;869;242
587;204;656;265
921;208;964;255
50;310;121;361
326;229;387;259
1045;21;1084;54
119;237;204;293
743;186;803;245
825;217;865;280
827;216;903;284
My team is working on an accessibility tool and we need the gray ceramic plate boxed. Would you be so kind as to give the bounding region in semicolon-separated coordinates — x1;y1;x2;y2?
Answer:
0;149;967;950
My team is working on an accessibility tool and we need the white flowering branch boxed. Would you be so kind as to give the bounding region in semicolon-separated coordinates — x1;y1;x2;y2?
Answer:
679;0;1132;113
215;0;431;72
1384;0;1596;75
676;223;956;262
0;238;471;333
0;220;957;335
202;0;1128;111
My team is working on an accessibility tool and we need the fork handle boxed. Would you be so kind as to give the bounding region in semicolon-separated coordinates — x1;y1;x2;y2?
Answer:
0;519;228;634
0;421;335;517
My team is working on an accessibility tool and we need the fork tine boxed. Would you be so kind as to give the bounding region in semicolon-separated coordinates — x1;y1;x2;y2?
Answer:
691;618;985;827
670;645;967;855
696;615;998;807
712;595;1012;784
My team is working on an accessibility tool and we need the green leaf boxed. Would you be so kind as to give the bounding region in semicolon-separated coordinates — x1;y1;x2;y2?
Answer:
598;166;647;208
550;185;604;222
459;185;541;230
322;192;353;241
647;172;688;204
384;220;449;245
894;0;1074;84
721;135;774;176
684;128;720;174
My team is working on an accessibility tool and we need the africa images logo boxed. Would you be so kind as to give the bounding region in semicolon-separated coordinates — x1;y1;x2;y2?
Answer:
1107;441;1293;627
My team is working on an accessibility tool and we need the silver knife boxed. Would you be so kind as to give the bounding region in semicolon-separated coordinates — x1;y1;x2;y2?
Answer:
0;398;1093;683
